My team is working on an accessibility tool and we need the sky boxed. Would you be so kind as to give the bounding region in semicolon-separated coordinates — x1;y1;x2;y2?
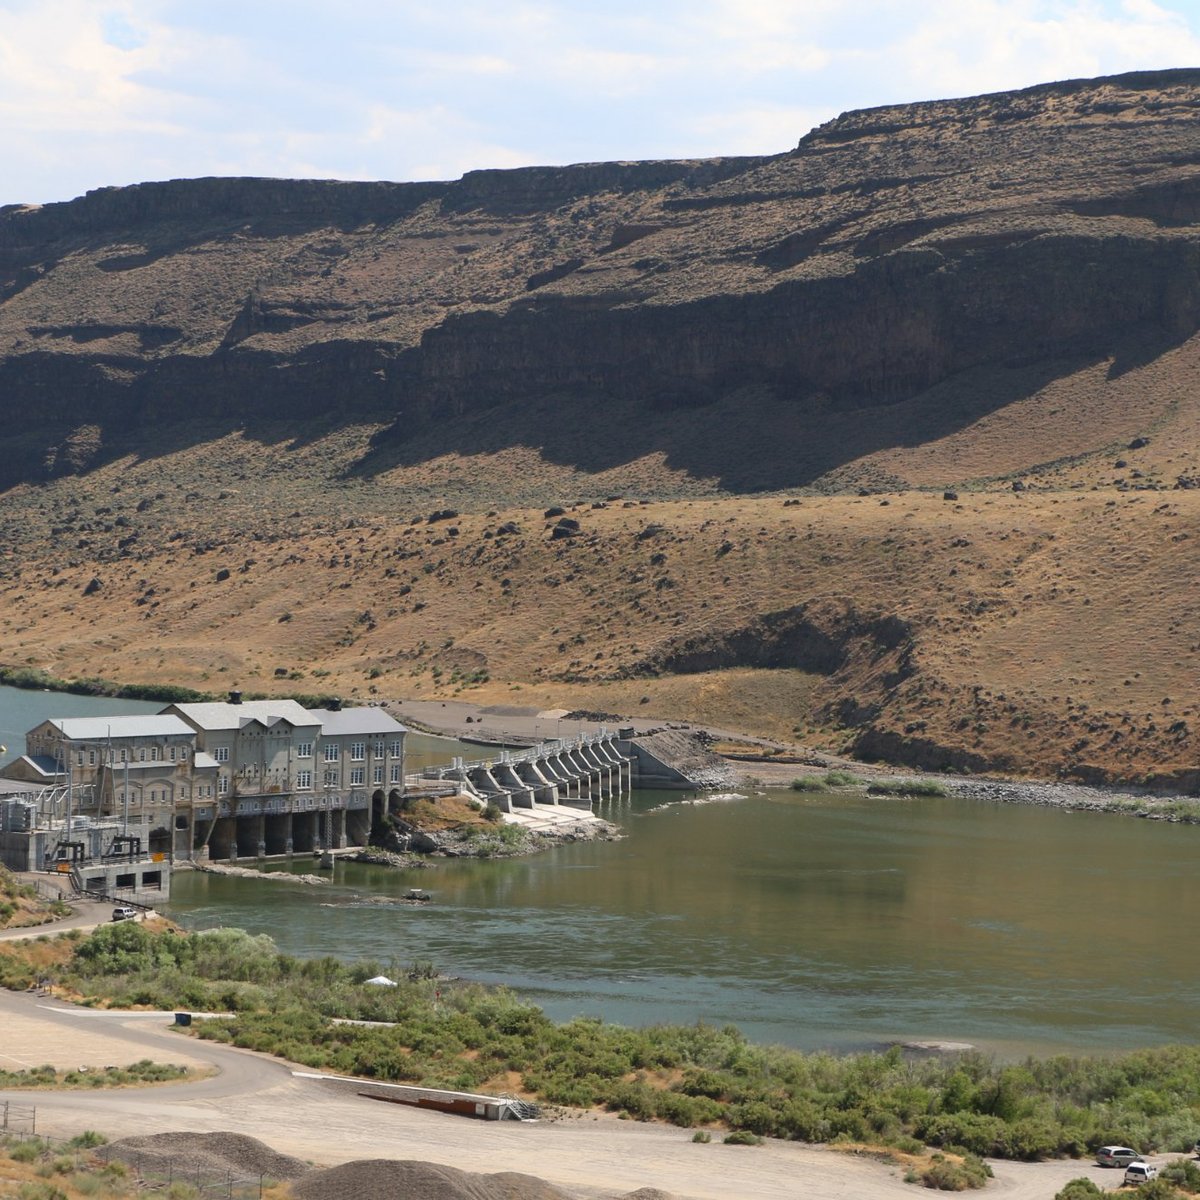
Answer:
2;0;1199;206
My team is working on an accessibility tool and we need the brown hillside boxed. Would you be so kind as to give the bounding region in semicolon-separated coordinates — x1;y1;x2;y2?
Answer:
2;69;1200;785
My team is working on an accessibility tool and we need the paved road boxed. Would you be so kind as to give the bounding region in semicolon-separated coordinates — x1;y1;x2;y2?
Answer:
0;898;117;943
0;986;1150;1200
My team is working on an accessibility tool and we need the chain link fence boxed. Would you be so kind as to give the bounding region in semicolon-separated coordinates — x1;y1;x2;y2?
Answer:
1;1110;271;1197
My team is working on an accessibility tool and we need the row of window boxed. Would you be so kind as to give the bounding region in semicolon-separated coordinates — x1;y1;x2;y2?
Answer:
77;744;190;766
211;740;403;763
212;764;403;793
115;784;215;803
66;740;404;767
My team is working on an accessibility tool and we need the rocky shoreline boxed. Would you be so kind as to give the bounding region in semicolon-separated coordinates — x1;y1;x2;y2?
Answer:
942;777;1200;821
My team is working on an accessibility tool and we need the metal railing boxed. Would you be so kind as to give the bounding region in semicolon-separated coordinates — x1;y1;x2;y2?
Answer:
0;1116;270;1197
425;730;626;777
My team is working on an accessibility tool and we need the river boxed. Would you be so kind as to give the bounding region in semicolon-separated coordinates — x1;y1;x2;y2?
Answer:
4;685;1198;1056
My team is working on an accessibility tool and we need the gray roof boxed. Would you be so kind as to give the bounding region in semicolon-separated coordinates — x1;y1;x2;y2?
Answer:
193;752;220;769
167;700;319;732
46;715;194;741
0;775;51;796
24;754;63;776
309;707;406;737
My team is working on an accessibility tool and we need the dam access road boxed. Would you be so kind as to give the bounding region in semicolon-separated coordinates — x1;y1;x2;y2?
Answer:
0;986;1154;1200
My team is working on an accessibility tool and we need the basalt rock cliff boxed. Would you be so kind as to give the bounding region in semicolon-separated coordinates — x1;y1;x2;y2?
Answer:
3;68;1200;492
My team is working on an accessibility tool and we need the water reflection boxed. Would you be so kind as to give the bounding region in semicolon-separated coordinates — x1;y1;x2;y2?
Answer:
168;789;1200;1056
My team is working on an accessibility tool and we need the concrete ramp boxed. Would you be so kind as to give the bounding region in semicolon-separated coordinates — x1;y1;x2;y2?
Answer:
626;729;738;789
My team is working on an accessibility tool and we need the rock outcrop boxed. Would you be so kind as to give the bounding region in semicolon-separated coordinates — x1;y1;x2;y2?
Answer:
3;69;1200;491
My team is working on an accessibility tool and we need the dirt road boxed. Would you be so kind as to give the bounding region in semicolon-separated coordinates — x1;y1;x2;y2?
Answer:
0;987;1142;1200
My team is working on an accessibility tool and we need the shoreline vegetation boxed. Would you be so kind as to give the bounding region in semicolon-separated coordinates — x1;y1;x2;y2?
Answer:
5;925;1200;1194
0;665;339;714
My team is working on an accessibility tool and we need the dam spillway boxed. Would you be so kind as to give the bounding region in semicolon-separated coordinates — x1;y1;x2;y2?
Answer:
420;732;633;813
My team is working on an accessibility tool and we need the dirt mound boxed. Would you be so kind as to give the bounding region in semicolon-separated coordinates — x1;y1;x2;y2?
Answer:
105;1131;311;1182
291;1159;572;1200
622;1190;677;1200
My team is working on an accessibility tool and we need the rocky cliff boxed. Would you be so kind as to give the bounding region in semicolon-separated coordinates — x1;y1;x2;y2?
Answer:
4;68;1200;491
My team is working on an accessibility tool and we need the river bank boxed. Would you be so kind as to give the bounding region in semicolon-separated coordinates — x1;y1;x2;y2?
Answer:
393;696;1200;823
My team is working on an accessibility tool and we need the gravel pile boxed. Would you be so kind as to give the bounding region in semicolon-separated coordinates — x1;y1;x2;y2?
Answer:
105;1132;311;1183
621;1190;678;1199
291;1159;572;1200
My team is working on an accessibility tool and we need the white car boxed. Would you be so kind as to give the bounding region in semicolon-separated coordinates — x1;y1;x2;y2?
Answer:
1124;1161;1158;1186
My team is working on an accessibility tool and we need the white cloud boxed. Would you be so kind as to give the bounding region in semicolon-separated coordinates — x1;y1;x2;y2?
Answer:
686;104;840;156
0;0;1198;203
877;0;1200;100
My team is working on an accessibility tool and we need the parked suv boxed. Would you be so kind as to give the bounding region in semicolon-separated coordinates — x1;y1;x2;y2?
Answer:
1095;1145;1140;1167
111;905;137;922
1124;1162;1158;1186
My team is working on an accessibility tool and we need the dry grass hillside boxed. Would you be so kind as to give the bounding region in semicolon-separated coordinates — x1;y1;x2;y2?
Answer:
1;364;1199;788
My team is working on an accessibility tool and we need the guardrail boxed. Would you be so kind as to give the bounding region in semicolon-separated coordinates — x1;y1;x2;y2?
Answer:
424;730;625;777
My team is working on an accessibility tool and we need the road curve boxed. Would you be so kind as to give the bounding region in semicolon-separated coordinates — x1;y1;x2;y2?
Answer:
0;987;1156;1200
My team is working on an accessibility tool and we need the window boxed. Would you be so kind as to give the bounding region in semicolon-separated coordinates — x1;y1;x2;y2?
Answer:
390;764;402;784
151;746;160;761
323;769;339;787
324;744;339;762
297;742;313;758
373;765;384;785
88;750;96;765
297;770;312;790
120;748;127;763
350;742;366;761
389;739;402;757
169;746;176;761
218;776;229;795
350;767;365;786
77;751;84;766
214;746;229;763
372;741;384;758
139;748;146;762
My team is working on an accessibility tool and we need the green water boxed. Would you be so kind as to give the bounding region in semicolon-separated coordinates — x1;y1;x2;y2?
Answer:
0;684;160;769
6;685;1199;1056
167;786;1200;1056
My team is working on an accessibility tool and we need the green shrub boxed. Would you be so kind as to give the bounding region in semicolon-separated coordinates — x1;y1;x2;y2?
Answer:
16;1184;68;1200
823;771;860;787
1160;1158;1200;1191
867;779;948;797
920;1153;991;1190
790;775;828;792
691;1130;712;1143
723;1130;764;1146
1054;1181;1103;1200
65;1131;107;1150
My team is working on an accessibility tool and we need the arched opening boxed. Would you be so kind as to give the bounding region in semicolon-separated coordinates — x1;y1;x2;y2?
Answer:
148;825;172;857
369;789;387;844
